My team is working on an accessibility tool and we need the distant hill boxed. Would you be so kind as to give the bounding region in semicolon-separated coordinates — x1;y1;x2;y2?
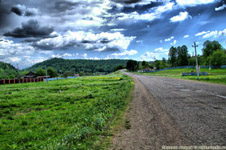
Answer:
25;58;128;75
0;62;17;71
0;62;18;79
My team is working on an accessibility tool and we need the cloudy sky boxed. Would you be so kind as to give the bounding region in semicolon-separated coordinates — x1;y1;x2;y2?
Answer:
0;0;226;69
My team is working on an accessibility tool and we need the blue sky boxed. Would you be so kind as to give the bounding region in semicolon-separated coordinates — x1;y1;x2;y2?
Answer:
0;0;226;69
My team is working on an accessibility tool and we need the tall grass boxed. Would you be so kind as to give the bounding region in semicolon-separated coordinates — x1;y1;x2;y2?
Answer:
0;72;133;149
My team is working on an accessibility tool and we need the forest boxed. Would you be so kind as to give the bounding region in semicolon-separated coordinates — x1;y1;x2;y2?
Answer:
0;59;128;79
126;40;226;71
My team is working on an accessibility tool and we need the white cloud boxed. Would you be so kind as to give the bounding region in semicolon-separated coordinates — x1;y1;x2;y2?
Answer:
154;47;168;52
170;11;191;22
0;39;35;57
164;36;174;42
50;53;73;58
111;50;138;57
184;35;189;38
8;57;21;63
195;31;210;36
170;40;177;46
110;28;126;32
117;2;174;22
82;53;88;59
35;31;135;52
215;4;226;11
195;29;226;39
176;0;216;7
137;47;168;61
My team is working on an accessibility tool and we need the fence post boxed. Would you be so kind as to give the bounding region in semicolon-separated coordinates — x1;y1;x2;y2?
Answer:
14;79;15;84
9;79;10;84
3;79;5;84
30;78;31;83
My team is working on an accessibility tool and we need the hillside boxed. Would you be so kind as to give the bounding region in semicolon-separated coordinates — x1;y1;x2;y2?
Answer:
0;62;18;79
25;58;128;74
0;62;17;71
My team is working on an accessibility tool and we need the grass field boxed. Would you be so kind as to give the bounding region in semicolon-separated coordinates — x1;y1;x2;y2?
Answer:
136;68;226;85
0;72;133;150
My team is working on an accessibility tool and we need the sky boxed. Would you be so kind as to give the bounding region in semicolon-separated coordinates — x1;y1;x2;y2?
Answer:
0;0;226;69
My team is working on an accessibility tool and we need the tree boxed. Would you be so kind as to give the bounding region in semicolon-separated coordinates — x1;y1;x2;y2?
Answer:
126;60;139;71
47;67;58;77
155;60;162;69
210;49;226;68
168;46;177;67
141;61;149;69
63;71;73;78
35;68;45;76
177;45;188;66
202;40;223;69
114;65;124;71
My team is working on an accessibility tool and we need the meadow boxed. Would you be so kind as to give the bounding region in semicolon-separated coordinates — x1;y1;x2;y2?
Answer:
137;68;226;85
0;72;133;150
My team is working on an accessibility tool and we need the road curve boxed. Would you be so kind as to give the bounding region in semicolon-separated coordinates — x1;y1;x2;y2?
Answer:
111;71;226;149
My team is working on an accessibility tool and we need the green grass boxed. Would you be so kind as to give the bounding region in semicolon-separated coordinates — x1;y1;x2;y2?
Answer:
136;68;226;85
0;72;133;150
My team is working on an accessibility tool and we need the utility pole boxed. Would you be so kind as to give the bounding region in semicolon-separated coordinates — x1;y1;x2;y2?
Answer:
45;66;48;84
17;64;20;83
192;42;199;79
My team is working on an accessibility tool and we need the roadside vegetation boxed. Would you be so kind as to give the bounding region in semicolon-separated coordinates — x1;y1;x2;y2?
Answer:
125;40;226;85
126;40;226;72
0;71;133;149
136;68;226;85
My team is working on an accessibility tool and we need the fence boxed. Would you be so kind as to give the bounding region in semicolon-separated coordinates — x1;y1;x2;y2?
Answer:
0;77;44;85
141;65;226;73
0;74;80;85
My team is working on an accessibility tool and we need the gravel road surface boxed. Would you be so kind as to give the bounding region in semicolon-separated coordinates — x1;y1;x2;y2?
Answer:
111;71;226;150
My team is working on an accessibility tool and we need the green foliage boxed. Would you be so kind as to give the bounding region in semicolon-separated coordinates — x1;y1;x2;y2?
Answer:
177;45;189;66
141;61;149;69
114;65;124;71
202;40;223;67
202;40;222;57
35;68;46;76
126;60;139;71
136;68;226;85
210;49;226;67
168;46;177;67
154;60;163;69
63;71;74;78
0;72;133;149
0;62;18;79
47;67;58;77
26;58;128;75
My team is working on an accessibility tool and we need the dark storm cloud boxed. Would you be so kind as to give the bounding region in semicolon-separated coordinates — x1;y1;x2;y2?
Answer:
0;1;11;29
4;20;54;38
11;5;37;17
113;0;142;4
54;1;79;11
121;1;163;13
11;7;22;16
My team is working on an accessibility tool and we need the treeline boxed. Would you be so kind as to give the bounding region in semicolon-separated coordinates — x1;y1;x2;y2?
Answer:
126;40;226;71
26;58;128;76
0;59;128;79
0;62;26;79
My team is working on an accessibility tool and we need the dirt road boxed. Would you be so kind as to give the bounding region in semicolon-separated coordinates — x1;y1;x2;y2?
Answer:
111;72;226;150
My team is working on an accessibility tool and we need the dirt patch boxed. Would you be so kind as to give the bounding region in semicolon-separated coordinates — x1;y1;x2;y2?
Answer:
111;75;190;150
